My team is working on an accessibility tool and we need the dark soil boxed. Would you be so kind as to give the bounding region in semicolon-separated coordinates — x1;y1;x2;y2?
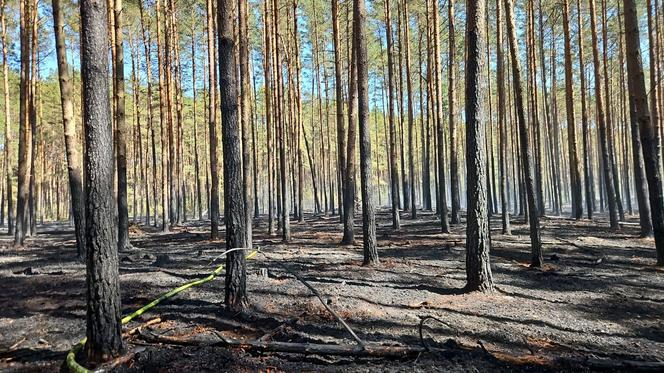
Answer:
0;210;663;372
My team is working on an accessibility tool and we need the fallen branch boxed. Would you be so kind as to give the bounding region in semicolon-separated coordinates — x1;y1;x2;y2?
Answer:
139;330;430;358
418;315;457;352
124;317;162;336
262;253;364;346
94;346;146;372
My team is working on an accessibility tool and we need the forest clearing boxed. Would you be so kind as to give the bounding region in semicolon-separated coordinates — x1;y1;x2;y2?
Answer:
1;0;664;371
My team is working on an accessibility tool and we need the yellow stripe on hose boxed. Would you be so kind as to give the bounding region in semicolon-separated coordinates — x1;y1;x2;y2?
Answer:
66;249;259;373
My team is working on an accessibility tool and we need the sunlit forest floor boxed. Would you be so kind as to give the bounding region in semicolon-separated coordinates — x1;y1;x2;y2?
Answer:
1;210;663;372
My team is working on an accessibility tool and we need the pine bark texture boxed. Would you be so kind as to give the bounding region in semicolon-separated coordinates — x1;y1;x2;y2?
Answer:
623;0;664;265
465;0;493;292
218;0;249;310
504;0;543;267
52;0;86;259
354;0;378;265
80;0;123;361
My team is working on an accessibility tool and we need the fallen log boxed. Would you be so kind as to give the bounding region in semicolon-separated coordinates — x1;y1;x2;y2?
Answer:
215;338;427;358
138;329;431;358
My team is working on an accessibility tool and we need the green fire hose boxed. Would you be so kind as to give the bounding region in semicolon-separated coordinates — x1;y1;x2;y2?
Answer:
66;249;259;373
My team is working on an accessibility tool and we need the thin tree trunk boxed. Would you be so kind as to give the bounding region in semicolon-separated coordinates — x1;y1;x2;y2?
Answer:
563;0;583;219
342;9;358;245
402;0;416;219
0;0;12;236
138;0;158;227
52;0;86;258
14;0;32;247
601;0;624;221
273;0;290;242
505;0;543;267
449;0;460;224
353;0;377;266
588;0;620;229
623;0;664;265
206;0;219;238
114;0;132;251
385;0;401;230
191;28;202;221
433;0;449;232
577;0;594;219
496;0;510;234
239;0;252;247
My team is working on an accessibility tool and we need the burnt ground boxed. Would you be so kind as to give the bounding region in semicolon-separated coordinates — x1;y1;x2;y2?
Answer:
0;210;663;372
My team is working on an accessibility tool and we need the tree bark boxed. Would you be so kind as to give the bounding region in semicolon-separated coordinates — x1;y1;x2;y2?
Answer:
138;0;158;227
342;9;357;245
496;0;510;235
354;0;377;266
114;0;132;251
563;0;583;219
465;0;494;292
433;0;449;232
588;0;620;230
449;0;460;224
80;0;124;361
623;0;664;265
218;0;249;310
272;0;290;242
577;0;594;219
239;0;252;248
504;0;543;267
206;0;219;238
385;0;401;230
402;0;416;219
14;0;32;247
52;0;86;259
0;0;12;236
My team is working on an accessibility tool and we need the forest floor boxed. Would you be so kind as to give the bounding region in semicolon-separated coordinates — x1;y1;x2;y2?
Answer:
0;210;663;372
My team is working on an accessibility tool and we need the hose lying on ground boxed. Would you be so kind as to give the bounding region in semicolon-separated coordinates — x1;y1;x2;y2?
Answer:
66;248;258;373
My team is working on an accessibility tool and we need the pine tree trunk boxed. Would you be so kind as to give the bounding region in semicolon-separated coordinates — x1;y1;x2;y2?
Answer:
433;0;449;232
353;0;377;266
0;0;13;236
465;0;494;292
218;0;249;310
191;31;203;221
496;0;510;235
239;0;252;247
402;0;416;219
342;10;357;245
273;0;290;242
505;0;543;267
206;0;219;238
385;0;401;230
138;0;158;227
588;0;620;230
449;0;460;224
601;0;624;221
80;0;123;361
114;0;132;251
14;0;32;247
563;0;583;219
577;0;594;219
623;0;664;265
52;0;86;259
